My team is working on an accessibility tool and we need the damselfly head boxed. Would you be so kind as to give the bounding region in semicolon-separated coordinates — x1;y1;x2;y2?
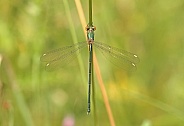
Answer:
85;25;96;31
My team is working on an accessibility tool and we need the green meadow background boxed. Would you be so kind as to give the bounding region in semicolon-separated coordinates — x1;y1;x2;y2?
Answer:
1;0;184;126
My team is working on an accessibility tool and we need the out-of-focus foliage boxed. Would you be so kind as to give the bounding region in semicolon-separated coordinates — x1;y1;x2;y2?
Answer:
0;0;184;125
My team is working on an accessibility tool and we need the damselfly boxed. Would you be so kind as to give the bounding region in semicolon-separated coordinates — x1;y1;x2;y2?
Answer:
40;25;139;113
40;1;139;114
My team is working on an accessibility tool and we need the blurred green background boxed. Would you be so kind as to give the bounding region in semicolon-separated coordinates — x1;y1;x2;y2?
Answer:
0;0;184;126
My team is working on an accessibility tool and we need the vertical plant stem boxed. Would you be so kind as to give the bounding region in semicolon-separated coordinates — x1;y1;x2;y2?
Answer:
74;0;116;126
2;56;34;126
88;0;93;26
91;58;98;125
93;58;115;126
63;0;86;85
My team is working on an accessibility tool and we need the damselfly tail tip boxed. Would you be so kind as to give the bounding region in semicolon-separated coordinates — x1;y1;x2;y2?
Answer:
87;110;90;115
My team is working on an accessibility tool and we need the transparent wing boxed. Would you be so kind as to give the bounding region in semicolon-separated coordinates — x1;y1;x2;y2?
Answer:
40;42;88;71
93;41;139;71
